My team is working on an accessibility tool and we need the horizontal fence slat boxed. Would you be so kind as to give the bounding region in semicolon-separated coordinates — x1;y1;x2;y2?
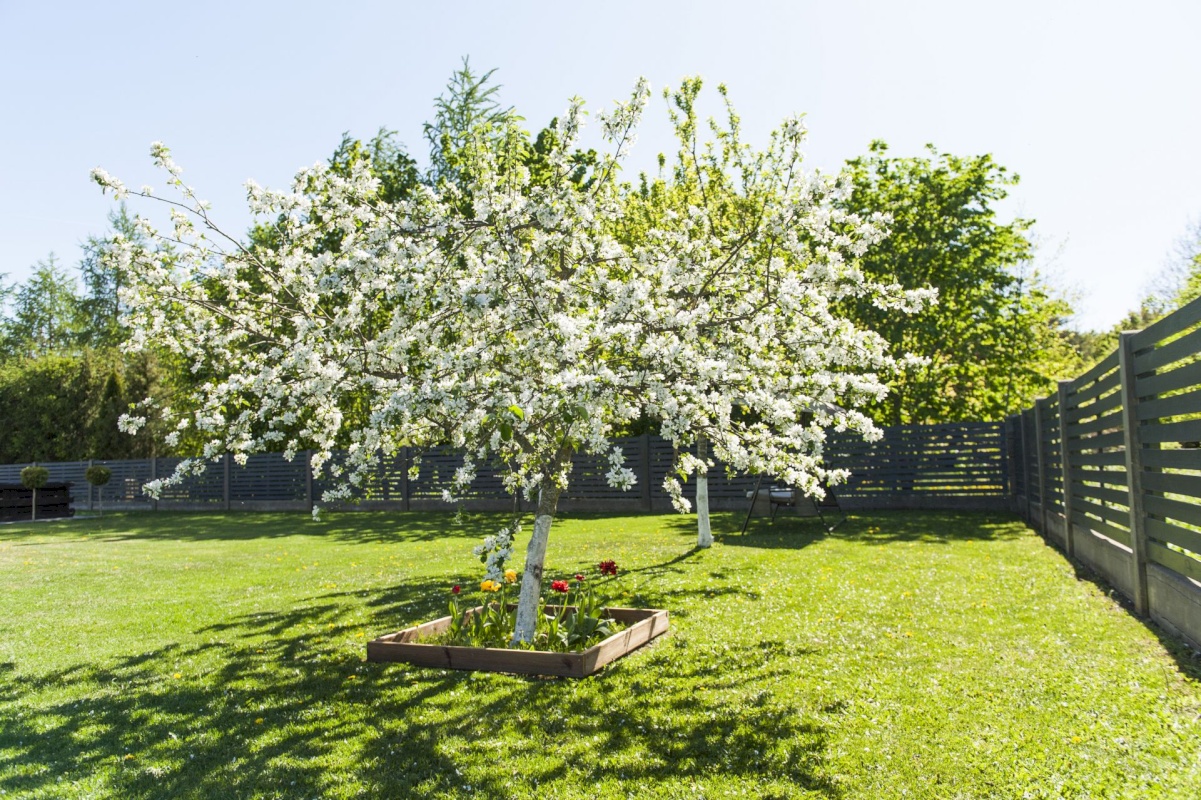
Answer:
1143;470;1201;499
1135;324;1201;373
1146;540;1201;582
1131;294;1201;351
1068;408;1125;437
1146;517;1201;551
1068;429;1125;452
1139;419;1201;446
1067;350;1120;394
1068;373;1122;409
1070;483;1130;507
1136;358;1201;399
1142;449;1201;471
1137;388;1201;423
1071;450;1127;468
1144;493;1201;531
1071;508;1133;546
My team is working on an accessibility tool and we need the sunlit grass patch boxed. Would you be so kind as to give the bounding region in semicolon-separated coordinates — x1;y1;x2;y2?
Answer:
1;509;1198;798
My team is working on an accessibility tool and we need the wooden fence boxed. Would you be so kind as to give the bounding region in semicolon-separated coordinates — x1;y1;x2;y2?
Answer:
1011;293;1201;650
0;424;1011;516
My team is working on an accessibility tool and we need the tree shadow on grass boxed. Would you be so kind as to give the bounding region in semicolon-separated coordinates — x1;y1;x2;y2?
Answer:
0;571;840;799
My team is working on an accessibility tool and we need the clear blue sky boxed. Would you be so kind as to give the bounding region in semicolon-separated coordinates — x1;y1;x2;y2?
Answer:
2;0;1198;331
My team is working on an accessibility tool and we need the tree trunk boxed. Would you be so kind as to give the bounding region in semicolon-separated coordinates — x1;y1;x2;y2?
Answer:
696;437;712;548
31;487;37;522
511;479;564;644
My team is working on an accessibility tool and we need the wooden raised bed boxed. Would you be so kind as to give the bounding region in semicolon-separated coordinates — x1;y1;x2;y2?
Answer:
367;606;669;677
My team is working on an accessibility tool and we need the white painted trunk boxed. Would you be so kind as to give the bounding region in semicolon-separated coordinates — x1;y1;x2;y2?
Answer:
697;438;712;548
511;481;563;644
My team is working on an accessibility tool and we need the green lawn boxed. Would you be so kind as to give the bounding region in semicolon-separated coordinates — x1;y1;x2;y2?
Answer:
1;509;1199;799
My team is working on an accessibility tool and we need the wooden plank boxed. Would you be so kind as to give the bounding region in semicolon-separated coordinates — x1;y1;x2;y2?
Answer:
1137;358;1201;399
1067;350;1120;395
1139;419;1201;446
1135;324;1201;373
1072;451;1127;468
1067;388;1124;422
1072;496;1132;529
1144;493;1201;530
1071;508;1133;546
1131;293;1201;351
1070;371;1121;407
1070;483;1131;508
1069;408;1125;437
1068;462;1128;479
1068;429;1125;452
1137;389;1201;423
1145;517;1201;552
1142;449;1201;471
1146;540;1201;582
1142;470;1201;499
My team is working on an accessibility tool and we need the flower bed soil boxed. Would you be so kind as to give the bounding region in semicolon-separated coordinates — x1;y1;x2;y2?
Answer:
366;606;669;677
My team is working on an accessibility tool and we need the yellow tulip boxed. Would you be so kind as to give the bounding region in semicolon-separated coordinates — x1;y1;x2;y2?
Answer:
504;569;518;584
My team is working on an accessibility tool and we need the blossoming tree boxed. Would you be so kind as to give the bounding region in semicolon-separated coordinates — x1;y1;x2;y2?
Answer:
94;77;931;644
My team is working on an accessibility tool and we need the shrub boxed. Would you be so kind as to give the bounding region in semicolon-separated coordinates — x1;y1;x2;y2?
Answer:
85;465;112;486
20;466;49;490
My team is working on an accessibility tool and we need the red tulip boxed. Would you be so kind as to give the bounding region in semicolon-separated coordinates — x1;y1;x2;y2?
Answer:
551;580;570;593
451;585;461;594
574;573;585;583
598;560;618;576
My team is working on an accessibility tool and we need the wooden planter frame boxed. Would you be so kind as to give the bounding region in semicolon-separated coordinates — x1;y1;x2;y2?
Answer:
366;606;669;677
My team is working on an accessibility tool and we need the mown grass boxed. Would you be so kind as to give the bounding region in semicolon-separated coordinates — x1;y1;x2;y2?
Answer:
1;508;1199;799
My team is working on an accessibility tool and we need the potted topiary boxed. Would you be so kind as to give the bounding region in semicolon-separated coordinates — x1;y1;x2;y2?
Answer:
85;465;112;516
20;466;49;522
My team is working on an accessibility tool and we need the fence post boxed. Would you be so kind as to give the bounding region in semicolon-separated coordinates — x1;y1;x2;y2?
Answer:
640;433;652;512
304;449;314;513
1034;399;1048;537
400;447;411;512
1018;411;1031;523
87;459;94;512
223;453;231;512
1057;381;1075;557
1119;331;1150;615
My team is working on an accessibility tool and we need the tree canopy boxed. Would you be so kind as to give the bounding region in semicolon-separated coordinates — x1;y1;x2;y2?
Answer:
94;76;932;641
837;141;1079;423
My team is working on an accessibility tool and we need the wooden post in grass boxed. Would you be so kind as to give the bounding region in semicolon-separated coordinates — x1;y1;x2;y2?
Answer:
1057;381;1075;557
1034;398;1048;537
1119;331;1150;615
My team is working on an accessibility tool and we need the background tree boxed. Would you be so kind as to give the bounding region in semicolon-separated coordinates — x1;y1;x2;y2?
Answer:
0;255;82;359
838;141;1079;423
77;204;141;348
